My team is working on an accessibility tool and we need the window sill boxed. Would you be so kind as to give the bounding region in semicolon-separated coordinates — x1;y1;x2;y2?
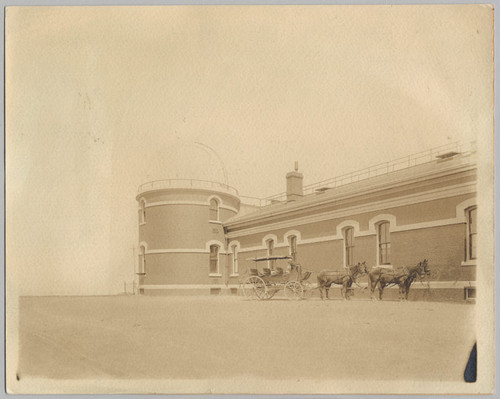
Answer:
461;260;477;267
139;222;146;226
209;273;222;277
230;274;239;277
209;220;223;225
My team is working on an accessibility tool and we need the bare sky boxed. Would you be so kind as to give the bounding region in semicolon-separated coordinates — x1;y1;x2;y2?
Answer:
6;5;493;295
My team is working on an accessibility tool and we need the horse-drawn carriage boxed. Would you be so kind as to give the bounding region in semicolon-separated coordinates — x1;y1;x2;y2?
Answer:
240;256;314;300
240;254;431;302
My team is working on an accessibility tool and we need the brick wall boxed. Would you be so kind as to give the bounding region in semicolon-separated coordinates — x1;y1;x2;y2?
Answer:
392;224;474;281
142;252;225;285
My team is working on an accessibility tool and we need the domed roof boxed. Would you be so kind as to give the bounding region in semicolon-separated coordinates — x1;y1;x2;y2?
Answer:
142;140;229;185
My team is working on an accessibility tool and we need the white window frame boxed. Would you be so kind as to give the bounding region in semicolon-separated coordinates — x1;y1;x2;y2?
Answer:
209;244;221;277
230;244;239;276
343;227;355;268
287;235;297;262
139;198;146;225
209;198;220;222
138;244;147;275
376;221;392;267
462;206;477;266
266;239;275;270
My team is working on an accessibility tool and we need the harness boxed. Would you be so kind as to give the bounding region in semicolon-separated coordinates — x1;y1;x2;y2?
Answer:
378;266;410;288
348;266;368;289
352;279;365;289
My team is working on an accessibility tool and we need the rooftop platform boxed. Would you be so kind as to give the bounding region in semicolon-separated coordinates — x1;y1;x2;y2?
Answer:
137;178;239;197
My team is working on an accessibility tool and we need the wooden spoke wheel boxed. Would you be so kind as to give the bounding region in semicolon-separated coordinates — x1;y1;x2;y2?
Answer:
301;281;314;299
243;276;268;300
284;281;304;300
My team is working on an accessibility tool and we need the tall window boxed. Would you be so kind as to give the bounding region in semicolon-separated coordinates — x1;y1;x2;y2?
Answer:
231;245;238;275
209;245;219;274
209;199;219;221
139;245;146;274
267;239;275;270
139;199;146;224
378;222;391;265
288;235;297;262
466;207;477;260
344;227;354;267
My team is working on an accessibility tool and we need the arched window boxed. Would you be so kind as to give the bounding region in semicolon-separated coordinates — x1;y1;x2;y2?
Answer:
209;199;219;221
466;207;477;261
344;227;354;267
139;199;146;224
209;244;220;275
288;235;297;262
266;239;275;270
377;222;391;265
231;245;239;275
139;245;146;275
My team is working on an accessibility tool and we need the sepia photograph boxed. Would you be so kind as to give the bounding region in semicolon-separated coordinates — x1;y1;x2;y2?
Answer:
5;4;495;395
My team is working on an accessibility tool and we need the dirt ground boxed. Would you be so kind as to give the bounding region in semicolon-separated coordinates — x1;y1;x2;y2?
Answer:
15;295;476;390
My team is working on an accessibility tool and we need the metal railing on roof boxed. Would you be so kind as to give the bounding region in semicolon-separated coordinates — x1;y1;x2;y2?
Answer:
138;178;239;196
302;140;476;195
247;140;476;207
238;195;267;207
143;141;476;207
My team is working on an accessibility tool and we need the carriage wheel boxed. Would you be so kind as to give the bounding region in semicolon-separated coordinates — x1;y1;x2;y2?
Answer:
301;281;314;299
263;286;278;300
284;281;304;300
243;276;268;300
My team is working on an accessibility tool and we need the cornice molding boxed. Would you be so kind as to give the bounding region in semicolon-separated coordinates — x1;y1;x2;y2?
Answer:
145;200;238;214
226;182;475;238
146;248;209;254
226;165;475;228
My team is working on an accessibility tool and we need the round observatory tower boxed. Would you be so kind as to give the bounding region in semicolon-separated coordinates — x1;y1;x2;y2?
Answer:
135;142;240;295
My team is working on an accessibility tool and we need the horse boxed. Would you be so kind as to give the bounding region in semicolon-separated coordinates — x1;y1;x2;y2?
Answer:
399;259;430;301
368;259;430;301
317;262;368;300
368;266;407;301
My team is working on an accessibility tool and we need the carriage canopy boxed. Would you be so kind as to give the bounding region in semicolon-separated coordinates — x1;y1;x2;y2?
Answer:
246;255;293;262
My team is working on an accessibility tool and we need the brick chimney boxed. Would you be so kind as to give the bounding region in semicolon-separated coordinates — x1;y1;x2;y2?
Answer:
286;161;303;202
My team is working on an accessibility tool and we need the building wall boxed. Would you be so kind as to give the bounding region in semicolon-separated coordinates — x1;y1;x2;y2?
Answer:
225;160;476;236
228;192;477;285
139;253;231;285
139;205;233;250
391;225;475;281
136;187;239;293
352;235;377;266
135;154;477;300
298;241;342;271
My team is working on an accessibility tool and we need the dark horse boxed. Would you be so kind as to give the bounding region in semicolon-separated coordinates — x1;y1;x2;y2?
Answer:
317;262;368;300
400;259;430;301
368;259;430;301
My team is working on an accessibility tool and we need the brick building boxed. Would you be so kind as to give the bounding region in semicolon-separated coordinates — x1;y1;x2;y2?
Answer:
136;142;477;301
